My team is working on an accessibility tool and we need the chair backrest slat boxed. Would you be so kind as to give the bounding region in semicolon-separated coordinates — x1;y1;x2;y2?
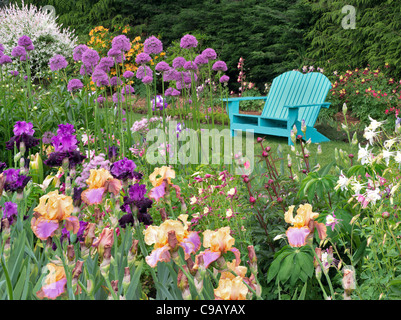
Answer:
261;71;332;126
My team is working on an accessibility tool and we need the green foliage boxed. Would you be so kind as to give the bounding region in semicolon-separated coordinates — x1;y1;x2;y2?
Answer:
304;0;401;80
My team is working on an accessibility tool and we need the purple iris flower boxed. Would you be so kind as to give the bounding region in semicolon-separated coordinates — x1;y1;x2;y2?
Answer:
110;157;137;181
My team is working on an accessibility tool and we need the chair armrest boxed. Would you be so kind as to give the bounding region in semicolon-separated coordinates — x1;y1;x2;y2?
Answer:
283;102;331;109
222;96;268;102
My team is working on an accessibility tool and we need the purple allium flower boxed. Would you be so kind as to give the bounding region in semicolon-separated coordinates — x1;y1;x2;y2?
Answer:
24;75;28;80
112;92;125;103
96;95;106;104
151;95;168;111
17;35;33;48
13;121;34;136
180;34;198;49
42;131;54;144
212;60;228;72
67;79;84;92
123;70;134;79
110;157;137;181
162;68;179;82
165;87;181;97
155;61;170;72
142;75;153;85
135;52;152;65
164;87;174;96
202;48;217;61
49;54;68;71
11;46;26;58
172;57;186;69
92;67;108;85
82;49;100;69
97;57;115;72
110;76;123;87
107;47;126;64
79;64;92;76
108;145;119;162
183;61;197;71
121;85;135;95
136;65;153;79
143;36;163;55
219;75;230;83
9;70;19;77
194;54;208;65
73;44;89;62
0;55;12;65
111;35;131;52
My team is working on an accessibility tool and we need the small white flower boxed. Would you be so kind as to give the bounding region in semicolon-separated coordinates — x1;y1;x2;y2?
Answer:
357;144;371;165
363;128;378;145
366;188;381;205
367;116;386;131
226;208;233;218
190;196;197;205
383;138;397;149
325;214;336;225
335;170;350;191
350;177;365;195
382;149;394;166
394;151;401;164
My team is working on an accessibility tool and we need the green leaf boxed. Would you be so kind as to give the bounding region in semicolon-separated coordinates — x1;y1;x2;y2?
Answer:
298;282;308;300
278;253;295;284
352;239;367;266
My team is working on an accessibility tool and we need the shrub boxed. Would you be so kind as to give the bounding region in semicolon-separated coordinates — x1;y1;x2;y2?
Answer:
0;1;77;78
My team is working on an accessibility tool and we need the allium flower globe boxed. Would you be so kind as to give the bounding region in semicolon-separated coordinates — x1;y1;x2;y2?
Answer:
111;35;131;52
73;44;89;62
49;54;68;71
67;79;84;92
180;34;198;49
143;36;163;55
212;60;228;72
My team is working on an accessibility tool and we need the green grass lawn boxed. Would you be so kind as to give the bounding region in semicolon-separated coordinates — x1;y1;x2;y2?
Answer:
127;110;352;173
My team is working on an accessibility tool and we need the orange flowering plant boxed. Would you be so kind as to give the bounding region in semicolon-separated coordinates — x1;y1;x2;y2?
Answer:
87;25;166;77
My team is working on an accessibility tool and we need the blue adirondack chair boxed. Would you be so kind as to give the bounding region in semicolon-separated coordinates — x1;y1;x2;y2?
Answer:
224;70;332;145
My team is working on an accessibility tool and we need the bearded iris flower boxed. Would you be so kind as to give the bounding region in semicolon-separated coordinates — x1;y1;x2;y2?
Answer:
81;168;122;205
31;190;80;240
36;263;67;300
194;226;240;269
143;214;201;267
148;166;176;202
284;204;327;247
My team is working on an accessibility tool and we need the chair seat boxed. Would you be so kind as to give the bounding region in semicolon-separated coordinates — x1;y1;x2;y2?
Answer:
225;70;332;145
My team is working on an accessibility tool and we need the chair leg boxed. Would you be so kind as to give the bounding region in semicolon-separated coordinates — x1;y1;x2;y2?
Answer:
231;129;237;137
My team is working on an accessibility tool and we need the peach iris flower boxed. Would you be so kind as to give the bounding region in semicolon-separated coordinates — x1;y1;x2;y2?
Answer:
36;263;67;300
81;168;122;205
144;214;200;267
284;204;327;247
214;276;248;300
148;166;176;201
31;190;79;240
194;226;240;269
